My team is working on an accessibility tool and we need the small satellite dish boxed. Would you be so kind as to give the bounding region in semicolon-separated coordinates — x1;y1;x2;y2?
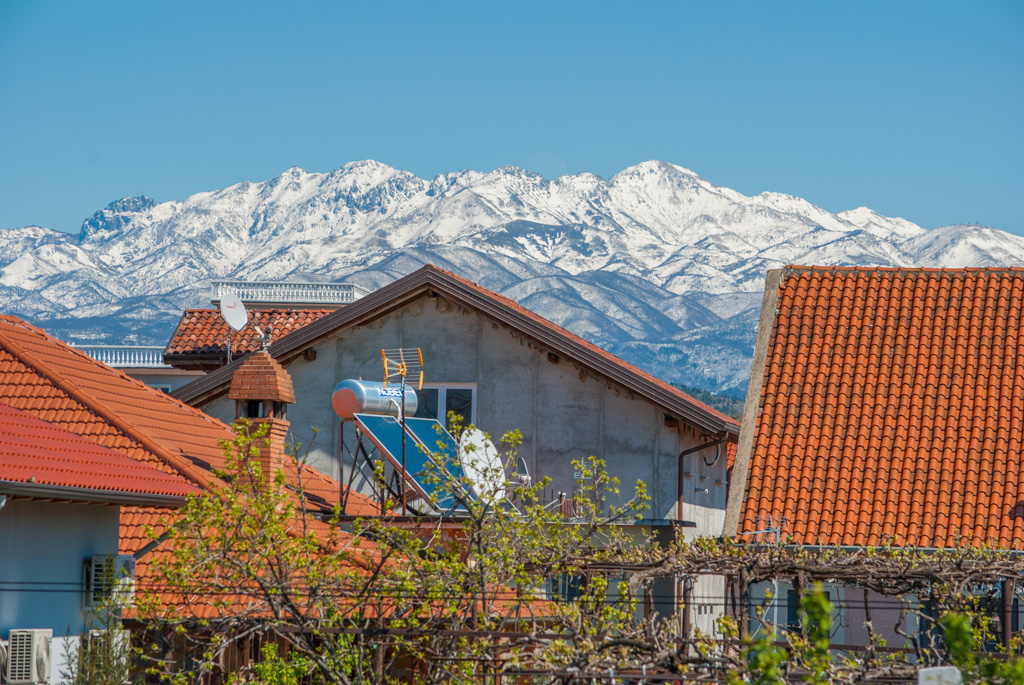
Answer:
459;428;505;502
219;293;248;331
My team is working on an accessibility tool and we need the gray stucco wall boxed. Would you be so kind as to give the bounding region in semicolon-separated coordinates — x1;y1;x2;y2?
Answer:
0;499;119;636
200;295;729;534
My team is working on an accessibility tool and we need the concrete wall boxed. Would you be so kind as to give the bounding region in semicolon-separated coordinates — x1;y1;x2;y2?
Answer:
200;295;729;531
0;499;119;636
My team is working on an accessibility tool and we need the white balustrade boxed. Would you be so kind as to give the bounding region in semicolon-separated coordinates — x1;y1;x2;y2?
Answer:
212;280;369;305
75;345;169;369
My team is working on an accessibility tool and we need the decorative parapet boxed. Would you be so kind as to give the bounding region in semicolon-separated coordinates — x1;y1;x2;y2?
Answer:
75;345;170;369
212;280;370;305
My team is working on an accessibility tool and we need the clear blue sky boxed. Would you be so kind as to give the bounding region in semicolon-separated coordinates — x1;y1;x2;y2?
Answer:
1;1;1022;236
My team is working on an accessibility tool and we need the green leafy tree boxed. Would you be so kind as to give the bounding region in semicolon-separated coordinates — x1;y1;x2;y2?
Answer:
138;421;654;684
136;420;1024;683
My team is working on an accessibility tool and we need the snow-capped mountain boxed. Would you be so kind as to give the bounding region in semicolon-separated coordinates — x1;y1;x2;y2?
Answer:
2;160;1022;394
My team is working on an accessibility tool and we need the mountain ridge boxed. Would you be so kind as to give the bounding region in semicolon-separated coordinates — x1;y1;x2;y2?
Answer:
2;160;1022;393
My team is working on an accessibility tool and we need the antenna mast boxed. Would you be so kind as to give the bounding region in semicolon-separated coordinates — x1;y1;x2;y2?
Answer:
381;348;424;516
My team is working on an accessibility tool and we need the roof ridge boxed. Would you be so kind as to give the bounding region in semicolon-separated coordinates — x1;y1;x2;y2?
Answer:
784;265;1024;274
424;266;740;428
0;319;218;488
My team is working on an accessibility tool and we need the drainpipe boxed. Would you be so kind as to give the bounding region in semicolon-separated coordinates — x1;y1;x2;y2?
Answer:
680;575;694;640
677;433;728;523
1004;579;1014;650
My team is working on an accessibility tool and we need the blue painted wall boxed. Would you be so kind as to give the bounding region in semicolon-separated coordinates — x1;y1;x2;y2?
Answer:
0;499;120;636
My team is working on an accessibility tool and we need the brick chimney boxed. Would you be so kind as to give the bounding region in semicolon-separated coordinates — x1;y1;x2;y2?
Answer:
228;348;296;485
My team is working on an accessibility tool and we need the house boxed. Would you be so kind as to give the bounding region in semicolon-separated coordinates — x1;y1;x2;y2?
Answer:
71;280;366;393
0;401;199;683
172;265;741;625
724;266;1024;645
0;314;379;678
163;279;368;372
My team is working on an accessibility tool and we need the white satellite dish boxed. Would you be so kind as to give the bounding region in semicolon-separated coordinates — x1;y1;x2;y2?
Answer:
459;428;505;503
219;293;249;331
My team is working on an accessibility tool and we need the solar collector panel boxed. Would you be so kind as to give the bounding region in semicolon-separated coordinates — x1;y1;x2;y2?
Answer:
352;414;466;510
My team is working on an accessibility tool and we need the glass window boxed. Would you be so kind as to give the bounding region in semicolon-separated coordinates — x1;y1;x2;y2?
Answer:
413;385;475;432
786;589;831;632
414;388;439;420
445;388;473;431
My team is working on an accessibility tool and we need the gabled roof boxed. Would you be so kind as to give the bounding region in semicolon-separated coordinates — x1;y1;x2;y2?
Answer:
164;308;333;368
0;314;378;536
0;401;200;506
175;265;740;438
0;314;383;621
726;267;1024;549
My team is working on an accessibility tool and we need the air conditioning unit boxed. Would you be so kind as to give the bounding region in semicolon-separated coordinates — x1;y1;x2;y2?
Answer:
85;554;136;607
86;628;131;655
4;629;50;685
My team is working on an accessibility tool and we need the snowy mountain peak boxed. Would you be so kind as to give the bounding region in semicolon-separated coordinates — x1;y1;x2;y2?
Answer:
79;196;157;242
837;206;926;239
1;159;1019;395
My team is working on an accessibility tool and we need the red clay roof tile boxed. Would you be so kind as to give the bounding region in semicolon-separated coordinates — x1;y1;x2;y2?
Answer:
228;350;296;403
0;314;380;613
0;401;199;501
738;267;1024;549
165;309;333;363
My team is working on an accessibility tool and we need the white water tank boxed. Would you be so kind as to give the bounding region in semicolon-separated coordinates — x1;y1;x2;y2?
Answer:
331;379;418;419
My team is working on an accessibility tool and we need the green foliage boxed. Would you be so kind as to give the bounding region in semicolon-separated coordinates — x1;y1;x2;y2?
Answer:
139;420;655;683
674;382;745;419
61;559;135;685
135;421;1024;684
941;612;1024;685
228;644;318;685
795;586;832;685
733;627;787;685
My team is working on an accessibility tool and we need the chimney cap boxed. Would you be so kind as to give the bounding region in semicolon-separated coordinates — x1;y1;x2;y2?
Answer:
228;350;296;403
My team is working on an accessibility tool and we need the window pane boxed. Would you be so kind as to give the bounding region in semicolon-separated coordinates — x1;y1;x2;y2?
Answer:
414;388;439;420
445;388;473;431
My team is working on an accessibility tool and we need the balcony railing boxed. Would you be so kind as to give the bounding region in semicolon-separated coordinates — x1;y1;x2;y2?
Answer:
75;345;170;369
212;280;370;305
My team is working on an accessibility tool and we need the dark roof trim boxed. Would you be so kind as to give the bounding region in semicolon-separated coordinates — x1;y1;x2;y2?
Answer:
0;481;189;508
173;266;740;437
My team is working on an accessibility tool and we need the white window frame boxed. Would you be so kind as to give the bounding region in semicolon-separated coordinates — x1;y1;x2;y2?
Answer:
416;382;477;428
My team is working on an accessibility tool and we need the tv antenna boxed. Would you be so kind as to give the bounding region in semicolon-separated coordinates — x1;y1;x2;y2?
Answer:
219;292;249;362
381;347;423;515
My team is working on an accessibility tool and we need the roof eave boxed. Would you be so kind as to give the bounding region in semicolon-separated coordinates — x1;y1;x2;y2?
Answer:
0;480;192;507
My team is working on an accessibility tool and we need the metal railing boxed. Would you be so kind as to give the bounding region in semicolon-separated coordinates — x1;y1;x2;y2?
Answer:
212;280;370;305
75;345;169;369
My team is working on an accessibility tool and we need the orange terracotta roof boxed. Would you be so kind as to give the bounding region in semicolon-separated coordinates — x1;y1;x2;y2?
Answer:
177;265;740;437
0;314;379;614
165;308;333;364
229;350;296;403
734;267;1024;549
0;401;199;504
